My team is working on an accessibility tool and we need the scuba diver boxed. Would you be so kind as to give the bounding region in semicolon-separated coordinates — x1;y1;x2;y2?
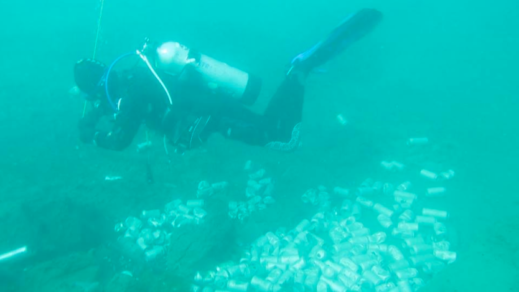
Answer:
75;9;383;153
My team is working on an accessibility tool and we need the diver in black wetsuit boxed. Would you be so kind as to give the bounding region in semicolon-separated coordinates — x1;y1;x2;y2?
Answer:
75;9;383;153
76;55;303;152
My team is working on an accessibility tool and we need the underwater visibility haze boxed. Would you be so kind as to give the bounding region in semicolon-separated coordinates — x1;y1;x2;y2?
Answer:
0;0;518;291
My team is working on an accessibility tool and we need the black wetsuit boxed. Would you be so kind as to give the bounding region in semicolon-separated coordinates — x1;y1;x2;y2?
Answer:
79;65;304;152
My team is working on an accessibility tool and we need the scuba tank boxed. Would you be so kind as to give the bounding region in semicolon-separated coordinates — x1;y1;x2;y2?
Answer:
154;42;262;106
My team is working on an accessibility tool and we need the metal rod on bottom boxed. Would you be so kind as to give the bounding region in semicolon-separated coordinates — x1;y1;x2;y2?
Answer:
0;246;28;262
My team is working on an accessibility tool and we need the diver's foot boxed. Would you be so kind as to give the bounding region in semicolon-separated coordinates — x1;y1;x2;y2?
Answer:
289;8;383;75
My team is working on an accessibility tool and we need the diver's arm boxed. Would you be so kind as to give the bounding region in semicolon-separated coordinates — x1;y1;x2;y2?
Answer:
92;97;146;151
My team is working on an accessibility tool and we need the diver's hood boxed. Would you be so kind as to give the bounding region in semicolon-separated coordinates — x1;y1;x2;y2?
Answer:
74;59;107;95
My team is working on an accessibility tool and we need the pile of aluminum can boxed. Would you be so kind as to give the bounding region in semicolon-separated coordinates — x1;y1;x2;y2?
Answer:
114;197;211;263
197;180;230;198
301;186;351;210
228;162;276;221
191;142;457;291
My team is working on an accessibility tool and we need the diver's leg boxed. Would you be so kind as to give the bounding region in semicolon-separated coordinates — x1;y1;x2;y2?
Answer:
262;72;305;147
260;9;383;151
290;8;383;74
201;103;271;146
203;81;304;149
199;9;383;150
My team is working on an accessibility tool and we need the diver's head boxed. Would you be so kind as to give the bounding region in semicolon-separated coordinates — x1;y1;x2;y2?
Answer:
74;59;106;98
73;59;120;101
